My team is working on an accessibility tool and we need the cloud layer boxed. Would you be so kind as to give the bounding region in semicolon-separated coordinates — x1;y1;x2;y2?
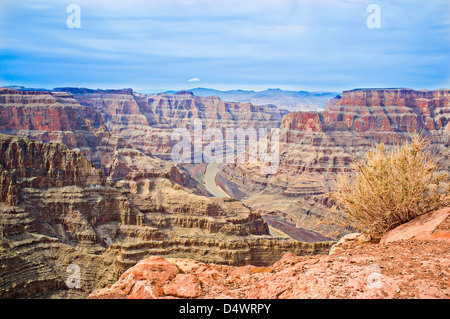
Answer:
0;0;449;92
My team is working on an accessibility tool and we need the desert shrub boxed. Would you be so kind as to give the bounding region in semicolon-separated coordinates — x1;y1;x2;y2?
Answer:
330;135;450;239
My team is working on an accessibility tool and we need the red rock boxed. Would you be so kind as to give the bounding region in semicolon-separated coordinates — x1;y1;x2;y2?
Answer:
89;256;180;299
88;223;450;299
60;89;288;159
232;265;275;277
380;208;450;244
163;274;202;298
414;231;450;242
0;88;192;185
322;89;450;134
280;112;323;132
0;89;103;133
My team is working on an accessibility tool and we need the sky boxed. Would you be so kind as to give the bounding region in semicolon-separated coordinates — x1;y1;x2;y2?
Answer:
0;0;449;93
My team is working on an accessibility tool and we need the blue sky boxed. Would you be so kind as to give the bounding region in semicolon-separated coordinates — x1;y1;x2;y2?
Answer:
0;0;449;92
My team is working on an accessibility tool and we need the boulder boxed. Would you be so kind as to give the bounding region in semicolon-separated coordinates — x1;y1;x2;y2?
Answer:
88;257;181;299
380;208;450;244
329;233;371;255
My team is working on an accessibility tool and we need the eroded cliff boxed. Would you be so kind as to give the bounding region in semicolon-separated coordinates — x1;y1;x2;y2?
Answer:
0;134;334;298
54;88;289;159
0;88;192;186
219;89;450;239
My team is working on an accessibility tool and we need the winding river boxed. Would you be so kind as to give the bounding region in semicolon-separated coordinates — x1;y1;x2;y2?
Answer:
203;162;229;198
202;162;288;237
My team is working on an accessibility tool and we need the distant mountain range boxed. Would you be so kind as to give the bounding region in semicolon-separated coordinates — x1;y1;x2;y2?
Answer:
165;88;339;111
3;85;338;112
2;85;49;92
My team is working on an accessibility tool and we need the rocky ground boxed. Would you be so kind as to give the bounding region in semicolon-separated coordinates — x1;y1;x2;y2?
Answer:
88;240;449;299
89;209;450;299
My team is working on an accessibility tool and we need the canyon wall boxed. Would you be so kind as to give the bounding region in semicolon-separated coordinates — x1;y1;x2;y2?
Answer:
54;88;289;159
3;87;449;240
219;89;450;239
0;88;192;186
0;134;334;298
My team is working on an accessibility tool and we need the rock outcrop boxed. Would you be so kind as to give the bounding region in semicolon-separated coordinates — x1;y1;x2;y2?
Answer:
323;89;450;136
380;207;450;244
88;209;450;299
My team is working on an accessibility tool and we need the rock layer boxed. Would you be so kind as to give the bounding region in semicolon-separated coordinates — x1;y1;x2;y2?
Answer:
0;88;192;186
54;88;289;160
219;89;450;239
89;209;450;299
0;134;334;298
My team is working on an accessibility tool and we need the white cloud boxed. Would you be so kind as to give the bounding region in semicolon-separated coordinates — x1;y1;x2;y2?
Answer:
188;78;200;82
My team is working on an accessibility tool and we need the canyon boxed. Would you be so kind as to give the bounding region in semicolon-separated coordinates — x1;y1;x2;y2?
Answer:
52;87;288;160
219;88;450;238
61;87;450;240
1;86;449;299
0;133;334;298
88;208;450;299
0;87;333;299
3;86;450;239
0;88;189;186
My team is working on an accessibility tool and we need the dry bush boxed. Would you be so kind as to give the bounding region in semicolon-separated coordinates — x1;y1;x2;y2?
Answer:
330;135;450;239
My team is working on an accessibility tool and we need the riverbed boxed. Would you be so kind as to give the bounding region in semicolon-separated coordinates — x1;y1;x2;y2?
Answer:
203;162;229;198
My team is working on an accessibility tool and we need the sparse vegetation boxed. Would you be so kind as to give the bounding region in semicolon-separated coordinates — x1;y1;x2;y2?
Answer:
331;135;450;239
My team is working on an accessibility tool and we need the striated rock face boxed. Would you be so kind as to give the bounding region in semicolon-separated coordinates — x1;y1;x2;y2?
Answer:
54;88;289;159
0;134;335;299
0;88;103;160
323;89;450;135
0;134;130;298
281;111;324;133
0;88;103;132
0;88;192;186
219;89;450;239
89;210;450;299
226;88;450;189
0;134;105;207
4;87;449;240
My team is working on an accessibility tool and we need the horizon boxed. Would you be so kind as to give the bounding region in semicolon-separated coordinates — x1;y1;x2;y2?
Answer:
1;0;449;92
3;85;449;96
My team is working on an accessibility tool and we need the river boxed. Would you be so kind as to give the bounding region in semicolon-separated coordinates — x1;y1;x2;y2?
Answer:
203;162;229;198
203;162;288;237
